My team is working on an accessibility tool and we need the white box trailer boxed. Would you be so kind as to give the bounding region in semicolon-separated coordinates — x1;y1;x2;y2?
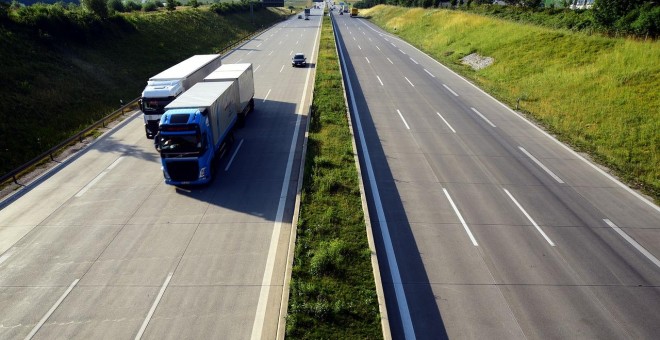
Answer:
140;54;222;138
204;63;255;126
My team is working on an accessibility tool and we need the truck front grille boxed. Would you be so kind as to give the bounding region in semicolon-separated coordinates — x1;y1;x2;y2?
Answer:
166;161;198;182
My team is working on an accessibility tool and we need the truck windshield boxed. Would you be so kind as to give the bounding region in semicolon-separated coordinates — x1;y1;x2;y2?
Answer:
158;133;201;154
142;98;173;113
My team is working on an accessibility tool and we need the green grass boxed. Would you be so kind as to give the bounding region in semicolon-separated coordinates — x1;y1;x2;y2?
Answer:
285;13;383;339
363;5;660;202
0;6;286;178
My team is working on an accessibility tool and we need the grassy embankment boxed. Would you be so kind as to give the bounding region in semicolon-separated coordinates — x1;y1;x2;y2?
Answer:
362;5;659;202
286;13;383;339
0;6;287;178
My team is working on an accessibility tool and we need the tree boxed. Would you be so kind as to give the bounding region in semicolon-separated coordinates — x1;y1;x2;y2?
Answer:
108;0;125;12
81;0;109;18
166;0;176;11
593;0;649;28
189;0;200;8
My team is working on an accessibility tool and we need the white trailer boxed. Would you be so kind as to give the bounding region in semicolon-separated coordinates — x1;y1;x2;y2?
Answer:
204;63;255;127
140;54;222;138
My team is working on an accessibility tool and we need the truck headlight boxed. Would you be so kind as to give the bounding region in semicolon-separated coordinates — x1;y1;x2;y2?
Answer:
199;167;207;179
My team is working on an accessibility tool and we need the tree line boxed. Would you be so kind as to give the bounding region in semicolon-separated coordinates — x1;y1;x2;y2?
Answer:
352;0;659;39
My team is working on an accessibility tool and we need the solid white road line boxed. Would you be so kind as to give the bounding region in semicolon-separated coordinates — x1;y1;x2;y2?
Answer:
470;107;497;128
436;112;456;133
604;219;660;268
250;17;320;340
504;189;556;246
519;147;564;184
424;69;435;78
0;248;14;266
377;76;384;86
225;139;244;171
443;188;478;246
397;110;411;130
263;89;271;103
405;77;415;87
336;18;416;340
25;279;79;340
135;273;173;340
442;84;459;97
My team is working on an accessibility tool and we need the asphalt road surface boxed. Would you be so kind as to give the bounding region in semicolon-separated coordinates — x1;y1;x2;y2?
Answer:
0;8;322;340
332;12;660;340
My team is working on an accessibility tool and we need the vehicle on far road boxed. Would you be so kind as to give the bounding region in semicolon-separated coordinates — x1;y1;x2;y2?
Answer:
350;7;358;17
292;53;307;67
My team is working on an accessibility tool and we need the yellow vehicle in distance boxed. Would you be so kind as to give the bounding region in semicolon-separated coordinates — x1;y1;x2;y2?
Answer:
350;7;358;17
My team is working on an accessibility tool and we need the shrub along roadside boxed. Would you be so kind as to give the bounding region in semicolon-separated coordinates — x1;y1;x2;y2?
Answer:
285;13;383;339
0;6;286;178
363;5;659;203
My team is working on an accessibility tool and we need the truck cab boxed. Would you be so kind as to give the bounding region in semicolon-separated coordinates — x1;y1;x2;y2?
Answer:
140;80;184;139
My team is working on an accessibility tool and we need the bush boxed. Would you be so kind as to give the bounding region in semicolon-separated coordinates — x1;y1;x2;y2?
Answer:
188;0;200;8
124;1;142;11
142;1;158;11
108;0;125;13
81;0;109;19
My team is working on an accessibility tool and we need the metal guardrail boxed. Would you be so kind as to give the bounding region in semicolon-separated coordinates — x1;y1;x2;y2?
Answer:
0;99;140;186
0;21;279;187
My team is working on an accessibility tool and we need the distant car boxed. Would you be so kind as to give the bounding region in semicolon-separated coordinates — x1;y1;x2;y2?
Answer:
340;11;343;15
292;53;307;67
298;14;302;19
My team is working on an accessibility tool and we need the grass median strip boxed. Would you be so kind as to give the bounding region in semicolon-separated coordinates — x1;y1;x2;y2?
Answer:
286;14;383;339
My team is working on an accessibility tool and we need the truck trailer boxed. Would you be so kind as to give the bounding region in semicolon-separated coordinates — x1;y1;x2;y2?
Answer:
157;81;238;185
140;54;222;139
204;63;255;127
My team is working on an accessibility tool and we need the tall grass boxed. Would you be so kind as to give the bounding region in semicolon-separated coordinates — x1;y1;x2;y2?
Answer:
363;5;660;202
0;6;286;177
286;13;383;339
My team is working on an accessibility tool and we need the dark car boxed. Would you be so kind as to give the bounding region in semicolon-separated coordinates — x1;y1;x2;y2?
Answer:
292;53;307;67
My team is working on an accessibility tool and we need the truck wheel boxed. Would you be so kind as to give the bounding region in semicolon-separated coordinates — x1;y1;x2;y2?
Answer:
249;98;255;112
237;112;246;128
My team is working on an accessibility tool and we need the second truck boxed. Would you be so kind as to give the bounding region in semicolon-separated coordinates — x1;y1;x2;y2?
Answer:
139;54;222;139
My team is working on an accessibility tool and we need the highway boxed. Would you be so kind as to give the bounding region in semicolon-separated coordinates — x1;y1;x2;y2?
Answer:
0;8;322;340
332;12;660;340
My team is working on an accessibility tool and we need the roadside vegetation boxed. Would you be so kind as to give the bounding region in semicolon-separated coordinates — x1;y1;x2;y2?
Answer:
361;5;659;202
354;0;659;39
286;12;383;339
0;1;286;178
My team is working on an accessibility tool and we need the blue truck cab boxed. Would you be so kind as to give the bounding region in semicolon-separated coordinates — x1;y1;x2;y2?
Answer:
157;81;238;185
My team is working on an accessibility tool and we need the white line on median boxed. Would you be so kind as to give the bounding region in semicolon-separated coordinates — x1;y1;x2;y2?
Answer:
376;46;381;51
387;57;393;64
263;89;271;103
504;188;556;246
443;188;478;246
377;76;383;86
26;279;79;340
424;69;435;78
442;84;459;97
397;109;411;130
604;219;660;268
399;49;406;55
255;65;261;73
519;147;564;184
335;18;416;340
470;107;496;128
436;112;456;133
280;65;285;73
358;45;362;50
225;139;244;171
405;77;415;87
268;51;273;56
136;273;173;340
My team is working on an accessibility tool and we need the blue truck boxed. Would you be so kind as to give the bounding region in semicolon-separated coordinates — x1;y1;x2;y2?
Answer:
156;81;239;185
